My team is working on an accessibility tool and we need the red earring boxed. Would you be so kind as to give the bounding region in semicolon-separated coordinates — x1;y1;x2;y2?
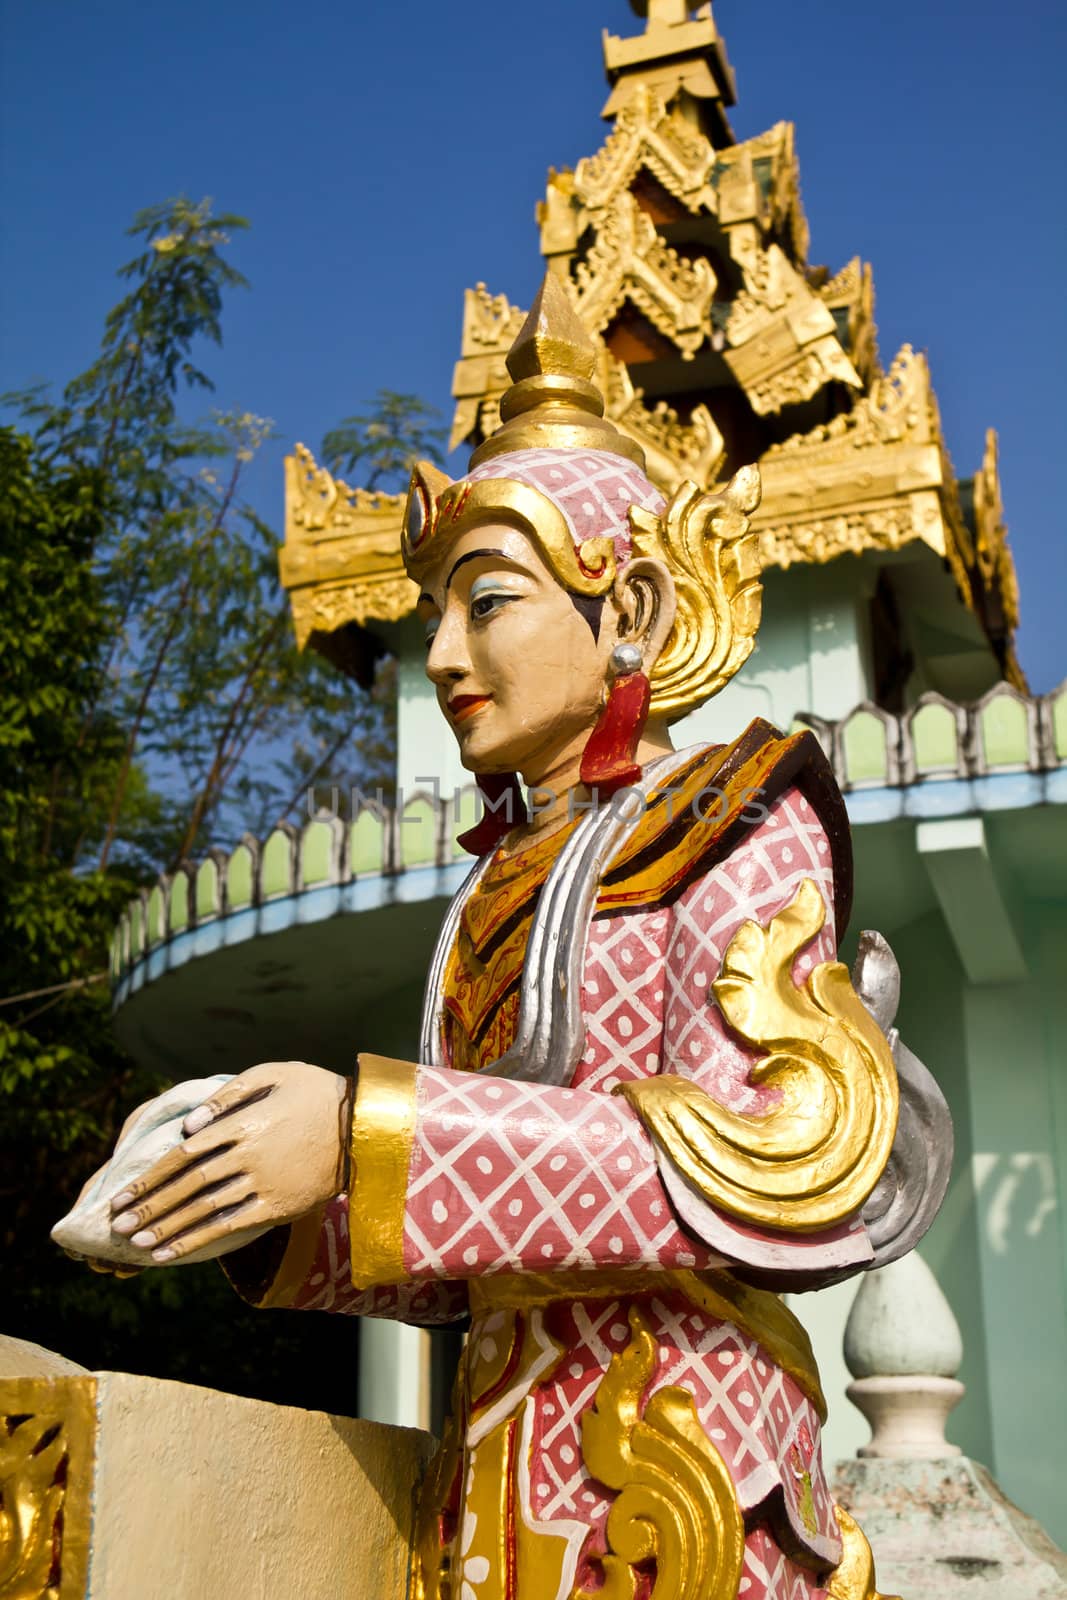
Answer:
457;772;529;856
580;643;651;796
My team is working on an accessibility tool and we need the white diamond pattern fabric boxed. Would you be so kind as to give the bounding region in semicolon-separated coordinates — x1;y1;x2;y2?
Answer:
404;1064;715;1278
528;1288;840;1571
466;446;665;561
262;782;870;1584
399;788;864;1283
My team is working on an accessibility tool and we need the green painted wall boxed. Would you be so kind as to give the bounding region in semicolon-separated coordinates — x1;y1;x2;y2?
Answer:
395;632;467;802
681;562;874;748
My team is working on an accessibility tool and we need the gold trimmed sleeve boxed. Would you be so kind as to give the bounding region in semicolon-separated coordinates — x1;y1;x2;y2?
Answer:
220;1205;327;1309
348;1053;419;1289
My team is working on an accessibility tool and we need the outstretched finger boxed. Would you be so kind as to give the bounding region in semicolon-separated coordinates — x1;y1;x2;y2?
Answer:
107;1125;238;1215
111;1151;244;1237
148;1194;262;1263
181;1069;278;1137
142;1175;255;1251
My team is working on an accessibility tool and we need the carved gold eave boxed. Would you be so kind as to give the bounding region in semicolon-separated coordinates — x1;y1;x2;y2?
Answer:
572;85;715;217
450;284;525;452
604;352;725;490
754;346;949;572
819;256;878;389
971;428;1020;632
573;191;716;358
713;123;809;266
723;241;862;415
280;445;415;645
285;341;1018;677
449;282;724;490
540;96;808;283
750;347;1006;623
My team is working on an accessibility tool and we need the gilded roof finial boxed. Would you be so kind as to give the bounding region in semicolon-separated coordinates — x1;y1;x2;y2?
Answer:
469;271;645;469
629;0;694;26
603;0;736;144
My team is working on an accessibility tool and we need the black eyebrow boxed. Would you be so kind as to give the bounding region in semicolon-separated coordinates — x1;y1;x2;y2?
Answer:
445;547;509;591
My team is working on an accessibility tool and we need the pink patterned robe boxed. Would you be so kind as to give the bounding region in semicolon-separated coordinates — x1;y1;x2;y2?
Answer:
227;736;875;1600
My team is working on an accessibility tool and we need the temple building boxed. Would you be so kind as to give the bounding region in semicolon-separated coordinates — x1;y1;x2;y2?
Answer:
109;0;1067;1547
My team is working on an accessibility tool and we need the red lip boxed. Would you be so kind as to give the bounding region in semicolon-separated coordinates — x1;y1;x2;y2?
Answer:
449;694;491;724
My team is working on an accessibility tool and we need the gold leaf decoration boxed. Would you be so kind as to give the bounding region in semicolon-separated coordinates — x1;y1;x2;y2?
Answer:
630;465;763;721
0;1415;64;1599
826;1506;901;1600
617;879;899;1232
0;1381;93;1600
577;1304;745;1600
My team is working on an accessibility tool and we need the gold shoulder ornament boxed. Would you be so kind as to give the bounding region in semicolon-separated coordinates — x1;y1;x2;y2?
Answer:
616;879;899;1233
631;464;763;721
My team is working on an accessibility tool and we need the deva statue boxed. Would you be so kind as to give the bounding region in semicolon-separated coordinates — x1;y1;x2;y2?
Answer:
67;275;950;1599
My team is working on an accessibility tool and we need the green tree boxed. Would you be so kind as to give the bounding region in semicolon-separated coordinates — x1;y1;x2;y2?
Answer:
0;200;429;1404
0;429;132;1154
10;198;398;873
322;389;447;489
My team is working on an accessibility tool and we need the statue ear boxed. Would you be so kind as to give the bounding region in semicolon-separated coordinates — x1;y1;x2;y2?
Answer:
613;556;677;672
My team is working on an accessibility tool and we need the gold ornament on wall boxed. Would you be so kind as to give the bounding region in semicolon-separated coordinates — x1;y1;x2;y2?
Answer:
0;1379;94;1600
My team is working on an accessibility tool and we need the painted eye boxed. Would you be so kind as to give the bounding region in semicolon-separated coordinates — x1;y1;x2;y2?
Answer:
470;591;516;622
424;618;440;649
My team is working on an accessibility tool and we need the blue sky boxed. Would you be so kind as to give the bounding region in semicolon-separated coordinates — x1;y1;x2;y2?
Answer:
2;0;1064;691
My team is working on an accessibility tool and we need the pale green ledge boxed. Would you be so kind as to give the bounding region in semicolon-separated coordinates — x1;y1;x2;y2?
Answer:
111;680;1066;997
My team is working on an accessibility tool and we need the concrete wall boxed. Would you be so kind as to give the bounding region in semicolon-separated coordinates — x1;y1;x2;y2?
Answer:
680;561;875;748
0;1344;433;1600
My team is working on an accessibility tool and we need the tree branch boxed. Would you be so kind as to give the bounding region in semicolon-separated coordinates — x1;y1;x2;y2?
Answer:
169;608;286;866
96;459;242;871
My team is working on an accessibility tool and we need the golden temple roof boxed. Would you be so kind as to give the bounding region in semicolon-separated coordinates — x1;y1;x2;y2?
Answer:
281;1;1023;693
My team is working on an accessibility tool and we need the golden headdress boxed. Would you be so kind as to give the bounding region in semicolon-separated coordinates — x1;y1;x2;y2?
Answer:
402;271;763;721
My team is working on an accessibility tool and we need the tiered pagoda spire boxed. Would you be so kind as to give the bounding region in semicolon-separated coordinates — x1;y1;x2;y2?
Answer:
601;1;737;144
281;2;1022;694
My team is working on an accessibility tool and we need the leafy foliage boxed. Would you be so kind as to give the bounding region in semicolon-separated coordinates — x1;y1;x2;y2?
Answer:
0;426;155;1346
323;389;447;491
8;198;397;871
0;199;423;1404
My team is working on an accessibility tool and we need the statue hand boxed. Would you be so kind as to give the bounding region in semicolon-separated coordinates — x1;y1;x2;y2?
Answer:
107;1062;352;1264
60;1096;167;1277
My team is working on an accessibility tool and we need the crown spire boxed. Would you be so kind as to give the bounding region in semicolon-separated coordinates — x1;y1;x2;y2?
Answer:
469;272;645;469
602;1;737;145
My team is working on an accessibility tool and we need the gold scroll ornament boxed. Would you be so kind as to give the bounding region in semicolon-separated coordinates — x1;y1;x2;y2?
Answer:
630;466;763;722
578;1303;745;1600
826;1507;902;1600
617;878;899;1232
0;1379;94;1600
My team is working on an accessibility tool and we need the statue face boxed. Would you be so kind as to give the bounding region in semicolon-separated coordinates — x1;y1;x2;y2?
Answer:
418;521;612;784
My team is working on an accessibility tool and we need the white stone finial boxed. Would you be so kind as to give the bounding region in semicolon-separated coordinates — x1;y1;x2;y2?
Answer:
843;1253;965;1459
